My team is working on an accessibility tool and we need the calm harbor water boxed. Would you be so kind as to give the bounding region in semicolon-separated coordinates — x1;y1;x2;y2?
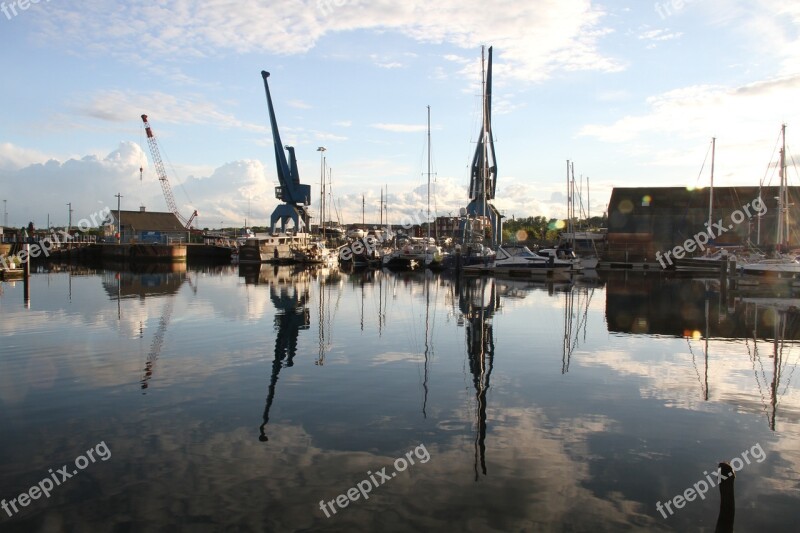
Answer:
1;265;799;532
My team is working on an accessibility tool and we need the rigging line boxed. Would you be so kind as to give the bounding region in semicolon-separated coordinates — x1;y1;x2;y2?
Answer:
161;145;195;207
759;127;784;188
693;139;713;189
776;315;797;396
775;312;798;398
779;343;800;397
749;336;772;422
582;288;595;343
676;139;714;234
572;287;593;349
687;337;707;397
138;122;146;207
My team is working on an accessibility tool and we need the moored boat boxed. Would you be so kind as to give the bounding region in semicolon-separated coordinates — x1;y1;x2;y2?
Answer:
238;232;311;263
464;244;576;276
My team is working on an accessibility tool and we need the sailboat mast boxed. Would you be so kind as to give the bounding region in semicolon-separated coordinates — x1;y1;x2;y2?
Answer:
781;124;788;249
427;105;431;242
570;162;576;250
708;137;715;256
566;161;570;238
317;147;326;236
776;124;787;250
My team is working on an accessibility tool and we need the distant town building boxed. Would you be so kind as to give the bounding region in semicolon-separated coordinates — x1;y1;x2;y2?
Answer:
434;216;459;240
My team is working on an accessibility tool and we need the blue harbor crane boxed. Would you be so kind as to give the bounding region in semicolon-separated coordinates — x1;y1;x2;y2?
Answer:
261;71;312;234
461;46;502;247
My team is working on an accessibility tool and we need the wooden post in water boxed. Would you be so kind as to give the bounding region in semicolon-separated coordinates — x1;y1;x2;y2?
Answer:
720;253;729;302
23;243;30;307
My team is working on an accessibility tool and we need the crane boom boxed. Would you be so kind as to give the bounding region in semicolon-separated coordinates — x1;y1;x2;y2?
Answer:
260;71;312;233
141;114;198;229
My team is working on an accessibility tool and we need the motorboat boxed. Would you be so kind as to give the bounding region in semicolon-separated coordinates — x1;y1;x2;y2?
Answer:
382;237;444;270
538;247;597;270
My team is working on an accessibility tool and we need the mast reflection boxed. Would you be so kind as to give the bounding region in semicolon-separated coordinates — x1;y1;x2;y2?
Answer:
606;273;800;430
745;303;799;431
458;275;497;479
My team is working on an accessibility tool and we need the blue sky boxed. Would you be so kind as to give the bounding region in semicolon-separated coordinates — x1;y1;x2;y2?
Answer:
1;0;798;229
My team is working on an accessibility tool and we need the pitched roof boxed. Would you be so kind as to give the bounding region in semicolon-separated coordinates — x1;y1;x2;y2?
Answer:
117;210;185;232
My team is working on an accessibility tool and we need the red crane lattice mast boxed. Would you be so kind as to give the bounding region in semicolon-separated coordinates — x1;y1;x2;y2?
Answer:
141;114;198;229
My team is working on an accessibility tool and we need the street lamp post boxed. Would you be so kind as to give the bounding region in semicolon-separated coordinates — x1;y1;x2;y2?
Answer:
114;194;122;243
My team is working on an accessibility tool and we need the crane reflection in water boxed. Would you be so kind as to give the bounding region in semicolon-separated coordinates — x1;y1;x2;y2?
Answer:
241;265;311;442
457;275;498;480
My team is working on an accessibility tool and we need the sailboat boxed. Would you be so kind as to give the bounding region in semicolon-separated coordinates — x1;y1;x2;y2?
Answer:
383;106;444;270
741;124;800;276
541;161;598;270
673;137;738;272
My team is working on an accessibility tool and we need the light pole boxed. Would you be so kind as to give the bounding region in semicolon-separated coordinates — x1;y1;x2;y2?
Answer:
2;199;7;228
114;194;122;243
67;203;73;233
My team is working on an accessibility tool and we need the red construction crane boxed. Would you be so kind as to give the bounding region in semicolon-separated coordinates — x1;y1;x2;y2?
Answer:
141;114;198;229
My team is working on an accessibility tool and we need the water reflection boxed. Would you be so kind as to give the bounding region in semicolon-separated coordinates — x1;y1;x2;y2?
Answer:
605;272;800;431
746;304;799;431
457;276;497;479
140;297;175;391
102;269;186;300
246;265;311;442
3;267;800;530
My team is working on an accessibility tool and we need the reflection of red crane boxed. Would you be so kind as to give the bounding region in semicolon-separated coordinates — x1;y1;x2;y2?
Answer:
141;297;174;391
141;114;198;229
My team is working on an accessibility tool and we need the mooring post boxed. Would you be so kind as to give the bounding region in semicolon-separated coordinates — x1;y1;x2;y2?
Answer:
23;243;30;307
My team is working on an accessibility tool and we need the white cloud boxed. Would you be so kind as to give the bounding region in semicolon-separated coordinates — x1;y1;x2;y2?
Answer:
75;89;264;132
0;142;281;229
578;74;800;183
35;0;621;83
369;53;406;69
638;28;683;42
371;123;427;133
0;143;52;171
287;99;312;109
